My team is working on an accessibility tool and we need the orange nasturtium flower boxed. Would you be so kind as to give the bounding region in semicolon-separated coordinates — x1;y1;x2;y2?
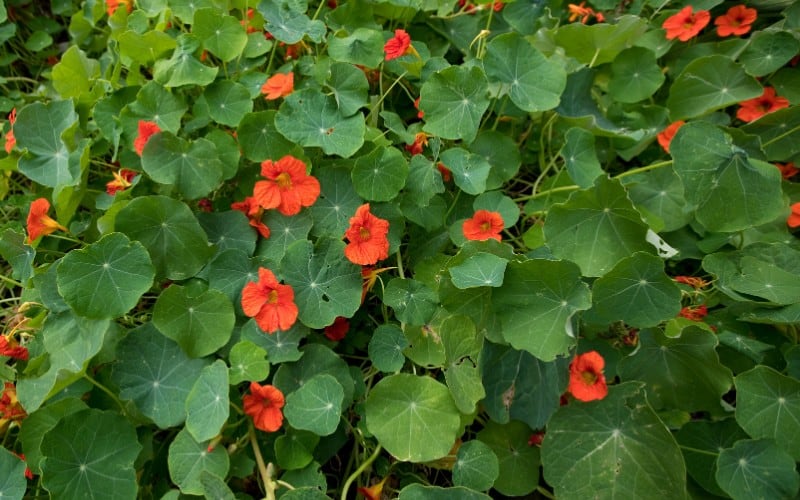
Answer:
714;5;757;37
0;382;26;432
105;0;132;16
261;72;294;100
679;304;708;321
241;267;298;334
567;2;604;24
0;335;29;361
384;29;415;61
231;196;271;238
106;168;138;195
674;276;709;289
26;198;68;244
253;155;320;216
775;162;799;180
736;87;790;123
358;476;389;500
344;204;390;266
134;120;160;156
462;210;504;242
662;6;711;42
568;351;608;402
324;316;350;342
4;108;16;154
243;382;285;432
656;120;685;154
788;202;800;228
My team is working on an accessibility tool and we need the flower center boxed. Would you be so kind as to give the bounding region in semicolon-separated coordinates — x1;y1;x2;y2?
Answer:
276;172;292;189
581;370;597;385
480;221;491;232
359;226;371;241
267;289;279;304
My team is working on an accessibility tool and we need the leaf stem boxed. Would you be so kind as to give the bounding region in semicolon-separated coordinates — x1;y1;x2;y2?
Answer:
340;443;383;500
0;273;22;288
536;486;557;499
83;373;127;415
366;71;408;123
679;445;719;457
249;425;277;500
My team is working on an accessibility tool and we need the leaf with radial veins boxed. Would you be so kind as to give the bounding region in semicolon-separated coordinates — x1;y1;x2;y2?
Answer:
666;55;761;120
40;409;142;499
735;366;800;460
192;9;248;61
56;232;155;319
14;100;81;188
366;373;461;462
203;80;253;127
275;89;365;158
112;323;208;428
670;122;784;232
185;360;230;443
420;65;489;143
0;447;28;498
716;439;800;500
280;238;362;329
542;383;688;499
544;176;654;277
142;133;223;200
477;420;540;496
237;111;298;162
284;374;344;436
608;47;664;103
351;146;408;201
676;419;749;497
492;259;591;361
168;428;230;496
484;32;566;112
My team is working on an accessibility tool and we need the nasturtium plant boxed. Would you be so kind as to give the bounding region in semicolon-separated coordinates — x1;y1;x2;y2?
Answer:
2;0;800;497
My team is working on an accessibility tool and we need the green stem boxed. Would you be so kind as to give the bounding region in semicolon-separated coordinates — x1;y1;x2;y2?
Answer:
762;123;800;148
340;444;383;500
0;274;22;288
614;159;673;180
1;76;39;85
365;71;408;123
83;373;127;415
536;486;557;499
395;251;406;280
249;425;277;500
679;445;718;457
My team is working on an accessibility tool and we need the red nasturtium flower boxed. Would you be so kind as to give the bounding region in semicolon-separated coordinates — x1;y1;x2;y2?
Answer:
656;120;685;154
231;196;271;238
662;6;711;42
0;335;29;361
243;382;285;432
404;131;428;156
358;476;389;500
437;163;452;182
384;29;414;61
344;204;391;266
775;162;799;180
324;316;350;341
714;5;757;37
241;267;298;333
788;202;800;228
261;72;294;100
0;382;26;432
568;351;608;402
134;120;160;156
413;97;424;119
14;453;33;480
361;266;393;302
105;0;132;16
736;87;790;122
4;108;16;154
679;304;708;321
462;210;504;242
253;155;320;216
26;198;68;244
106;168;137;195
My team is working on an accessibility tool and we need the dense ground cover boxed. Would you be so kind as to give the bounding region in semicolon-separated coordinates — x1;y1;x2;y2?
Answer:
1;0;800;497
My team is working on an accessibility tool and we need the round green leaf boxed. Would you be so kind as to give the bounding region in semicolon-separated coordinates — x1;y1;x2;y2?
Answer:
206;249;260;304
439;147;490;195
327;28;384;68
740;31;799;77
623;166;691;232
492;259;591;362
124;81;187;134
586;252;682;328
735;366;800;460
543;176;654;277
185;360;230;443
153;285;235;358
561;127;604;188
676;419;749;497
192;9;248;61
550;15;648;66
0;448;28;499
366;373;461;462
115;195;215;280
118;30;176;65
51;46;99;100
398;484;492;500
203;80;253;127
18;397;88;476
275;429;318;471
241;319;306;364
56;232;155;319
477;420;540;496
275;88;365;158
351;146;408;201
368;324;409;373
170;0;213;21
273;344;355;409
257;0;325;44
716;439;800;500
484;32;566;112
383;278;439;326
326;61;369;116
449;253;507;289
112;323;208;428
452;440;499;492
608;47;664;103
142;133;224;200
284;374;344;436
228;340;269;385
197;211;258;256
420;65;490;143
15;100;80;188
257;209;314;263
280;238;362;329
666;55;761;120
41;409;142;499
309;166;363;238
541;383;687;499
672;122;785;232
617;328;733;412
236;111;297;162
168;428;230;495
404;155;445;205
741;106;800;161
469;131;521;190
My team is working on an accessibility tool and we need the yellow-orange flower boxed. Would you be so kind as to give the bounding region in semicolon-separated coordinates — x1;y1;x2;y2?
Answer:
261;72;294;100
26;198;67;244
